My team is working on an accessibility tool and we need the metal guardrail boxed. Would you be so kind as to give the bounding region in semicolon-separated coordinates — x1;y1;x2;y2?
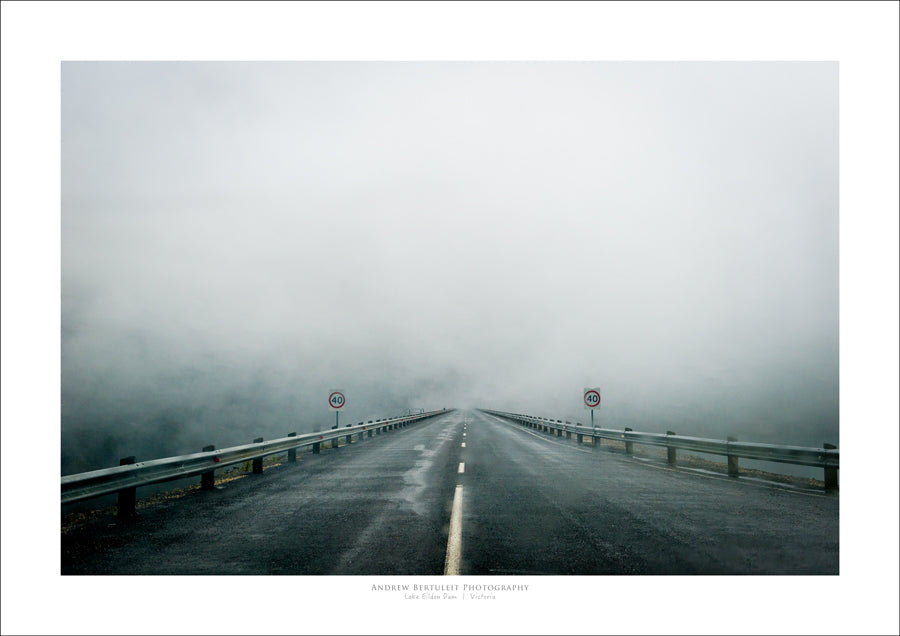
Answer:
62;409;451;510
479;408;839;489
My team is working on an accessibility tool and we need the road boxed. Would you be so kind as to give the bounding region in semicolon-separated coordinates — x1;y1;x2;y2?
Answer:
61;409;838;575
462;410;837;574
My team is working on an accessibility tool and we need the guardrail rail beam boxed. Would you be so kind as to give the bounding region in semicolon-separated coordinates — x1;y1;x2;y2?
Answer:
480;408;839;490
62;409;452;508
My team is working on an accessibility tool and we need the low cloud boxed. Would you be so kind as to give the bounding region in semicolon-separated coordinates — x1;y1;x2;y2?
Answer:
62;62;838;472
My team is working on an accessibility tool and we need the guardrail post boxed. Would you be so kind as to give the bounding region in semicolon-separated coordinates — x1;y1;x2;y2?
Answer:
117;456;137;519
313;438;321;453
577;433;583;444
593;434;601;449
287;433;297;462
201;445;217;489
368;429;373;438
823;443;838;490
727;437;739;476
253;438;264;473
666;431;677;465
624;428;633;455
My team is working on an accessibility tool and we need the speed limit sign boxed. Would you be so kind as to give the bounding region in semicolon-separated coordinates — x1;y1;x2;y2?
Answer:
584;387;601;410
328;390;346;411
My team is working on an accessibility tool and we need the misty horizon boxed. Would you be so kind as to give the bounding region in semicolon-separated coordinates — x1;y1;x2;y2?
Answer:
61;61;838;474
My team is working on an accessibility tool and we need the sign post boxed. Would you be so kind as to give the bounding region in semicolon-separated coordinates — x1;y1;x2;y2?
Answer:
329;390;346;430
583;387;601;429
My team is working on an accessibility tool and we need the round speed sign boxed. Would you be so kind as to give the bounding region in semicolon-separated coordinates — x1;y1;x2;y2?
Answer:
584;389;600;409
328;391;346;411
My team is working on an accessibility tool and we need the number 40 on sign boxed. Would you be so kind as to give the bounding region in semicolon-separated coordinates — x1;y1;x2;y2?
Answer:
584;388;600;409
329;390;346;411
584;387;601;428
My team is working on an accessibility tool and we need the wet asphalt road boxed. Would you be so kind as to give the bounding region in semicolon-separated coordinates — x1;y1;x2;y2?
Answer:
63;412;465;575
61;409;838;575
462;410;838;574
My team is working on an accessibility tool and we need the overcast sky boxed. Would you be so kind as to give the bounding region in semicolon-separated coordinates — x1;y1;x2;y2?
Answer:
61;61;838;468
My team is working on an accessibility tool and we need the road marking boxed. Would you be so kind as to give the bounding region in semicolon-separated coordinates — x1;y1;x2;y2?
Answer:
458;462;465;474
481;412;829;497
490;416;592;454
444;485;463;575
635;456;827;497
461;442;466;448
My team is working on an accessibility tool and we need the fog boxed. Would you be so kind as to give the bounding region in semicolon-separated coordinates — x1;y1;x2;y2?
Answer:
61;62;838;473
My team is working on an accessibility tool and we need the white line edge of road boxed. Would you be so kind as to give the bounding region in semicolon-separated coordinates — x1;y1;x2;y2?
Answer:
634;454;827;498
482;412;592;454
444;485;463;576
